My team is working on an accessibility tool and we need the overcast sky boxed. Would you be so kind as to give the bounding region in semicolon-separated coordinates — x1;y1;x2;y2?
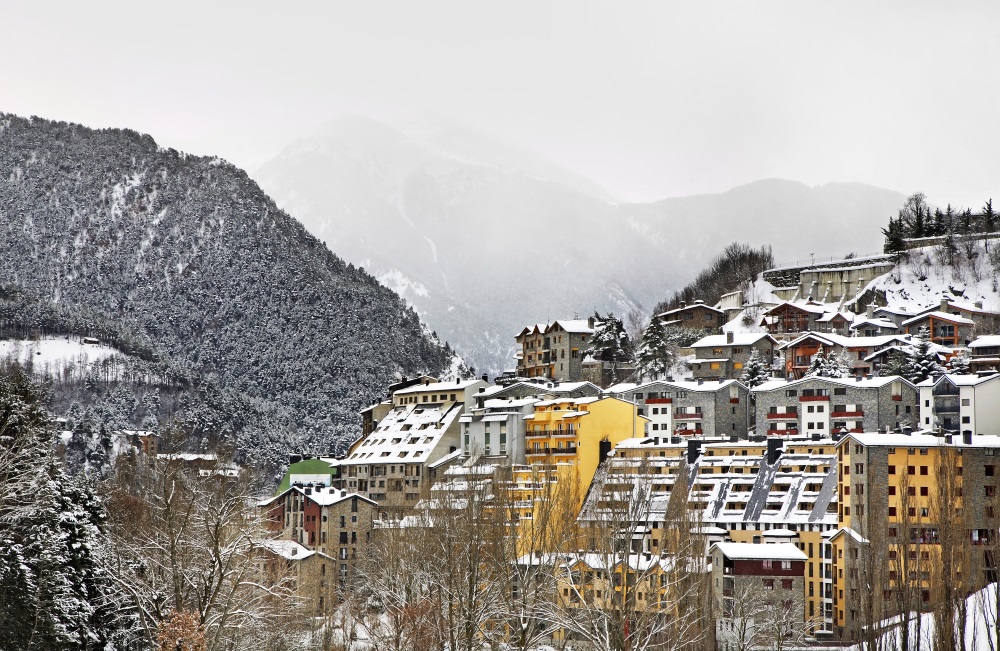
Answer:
4;1;998;207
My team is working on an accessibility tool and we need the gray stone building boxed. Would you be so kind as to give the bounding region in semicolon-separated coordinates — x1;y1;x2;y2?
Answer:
604;378;751;437
515;319;595;381
690;332;779;381
751;376;918;437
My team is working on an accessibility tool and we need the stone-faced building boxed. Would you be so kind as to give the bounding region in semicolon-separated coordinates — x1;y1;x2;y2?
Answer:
689;332;778;381
901;311;976;348
710;542;808;647
261;540;338;617
764;301;853;338
516;319;595;381
752;376;918;437
605;378;751;437
777;332;914;380
917;373;1000;436
259;486;378;595
656;299;726;332
968;335;1000;374
831;432;1000;642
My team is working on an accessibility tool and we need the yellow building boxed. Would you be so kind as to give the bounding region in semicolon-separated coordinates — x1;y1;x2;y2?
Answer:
831;432;1000;642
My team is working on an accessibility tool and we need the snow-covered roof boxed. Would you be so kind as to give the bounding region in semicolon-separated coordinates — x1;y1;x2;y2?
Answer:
258;485;376;508
549;319;596;334
916;373;1000;389
816;311;854;323
850;317;901;331
901;311;976;327
691;333;776;348
345;401;464;463
392;379;485;396
970;335;1000;349
261;539;316;561
838;431;1000;449
613;437;689;450
752;375;910;393
777;331;910;351
710;542;807;561
614;378;745;394
656;303;725;318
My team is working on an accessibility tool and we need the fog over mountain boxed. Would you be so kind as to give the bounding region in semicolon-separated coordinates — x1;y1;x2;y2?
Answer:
254;115;906;376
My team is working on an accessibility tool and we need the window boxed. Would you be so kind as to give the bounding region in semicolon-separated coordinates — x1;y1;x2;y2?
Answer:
762;579;774;590
834;387;847;395
786;390;798;397
920;466;928;475
988;466;996;477
781;579;794;590
888;465;896;475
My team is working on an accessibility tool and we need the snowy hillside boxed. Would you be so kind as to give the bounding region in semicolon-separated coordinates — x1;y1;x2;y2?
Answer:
0;338;124;375
867;240;1000;314
253;116;906;376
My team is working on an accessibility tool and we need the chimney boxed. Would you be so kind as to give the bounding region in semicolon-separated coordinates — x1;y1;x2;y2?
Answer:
481;374;488;383
687;440;703;464
697;378;704;385
727;331;735;344
940;298;949;313
767;438;784;464
587;316;595;329
976;301;984;309
680;300;687;308
341;490;347;498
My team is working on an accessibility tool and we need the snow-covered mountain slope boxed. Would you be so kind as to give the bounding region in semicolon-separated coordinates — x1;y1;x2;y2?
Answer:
0;113;455;464
253;115;907;375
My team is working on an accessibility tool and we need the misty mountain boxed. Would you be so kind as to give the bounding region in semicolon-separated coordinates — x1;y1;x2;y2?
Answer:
0;113;453;466
253;115;906;376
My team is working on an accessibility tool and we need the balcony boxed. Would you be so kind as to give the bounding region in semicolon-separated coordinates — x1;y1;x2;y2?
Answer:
766;410;797;419
830;411;863;418
526;446;578;456
675;428;703;435
645;397;673;404
891;394;903;401
800;395;831;402
673;412;703;420
767;427;799;435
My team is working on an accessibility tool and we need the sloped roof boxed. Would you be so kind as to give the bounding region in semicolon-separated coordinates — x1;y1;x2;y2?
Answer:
902;311;976;327
691;333;777;348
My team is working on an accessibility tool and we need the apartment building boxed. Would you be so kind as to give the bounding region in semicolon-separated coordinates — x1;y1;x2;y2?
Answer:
656;300;726;332
752;376;918;437
689;332;778;381
902;311;976;348
606;378;751;437
261;540;338;617
831;432;1000;642
764;301;853;337
587;434;840;634
337;378;487;515
259;486;378;598
777;332;915;379
523;396;648;509
516;319;595;381
917;373;1000;435
968;335;1000;374
711;542;809;651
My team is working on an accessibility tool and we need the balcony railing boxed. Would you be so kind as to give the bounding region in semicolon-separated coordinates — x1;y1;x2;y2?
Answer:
767;427;799;435
526;446;578;456
830;411;863;418
766;410;797;419
673;412;703;420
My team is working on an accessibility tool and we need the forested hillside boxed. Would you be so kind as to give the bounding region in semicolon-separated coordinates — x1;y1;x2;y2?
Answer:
0;113;455;468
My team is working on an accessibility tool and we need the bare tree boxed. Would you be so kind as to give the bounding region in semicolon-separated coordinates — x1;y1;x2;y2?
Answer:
103;438;301;651
540;460;705;651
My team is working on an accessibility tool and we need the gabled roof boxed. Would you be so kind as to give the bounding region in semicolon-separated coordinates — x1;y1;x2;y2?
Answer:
656;302;725;319
901;311;976;327
850;317;901;331
691;333;777;348
392;379;487;396
777;331;909;351
916;372;1000;389
258;485;377;508
752;375;912;393
765;301;839;316
548;319;595;334
970;335;1000;349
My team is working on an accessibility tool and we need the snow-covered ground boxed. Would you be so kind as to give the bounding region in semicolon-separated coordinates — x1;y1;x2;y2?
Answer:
867;242;1000;314
0;337;125;375
853;583;1000;651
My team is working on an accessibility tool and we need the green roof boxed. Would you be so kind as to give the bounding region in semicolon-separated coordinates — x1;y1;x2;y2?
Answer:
276;458;339;495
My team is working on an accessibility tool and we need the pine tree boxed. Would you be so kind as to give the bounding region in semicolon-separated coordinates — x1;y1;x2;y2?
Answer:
585;312;634;383
948;351;973;375
905;326;946;384
984;198;996;233
804;346;830;378
879;349;910;377
739;349;771;387
882;216;907;254
637;317;673;380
